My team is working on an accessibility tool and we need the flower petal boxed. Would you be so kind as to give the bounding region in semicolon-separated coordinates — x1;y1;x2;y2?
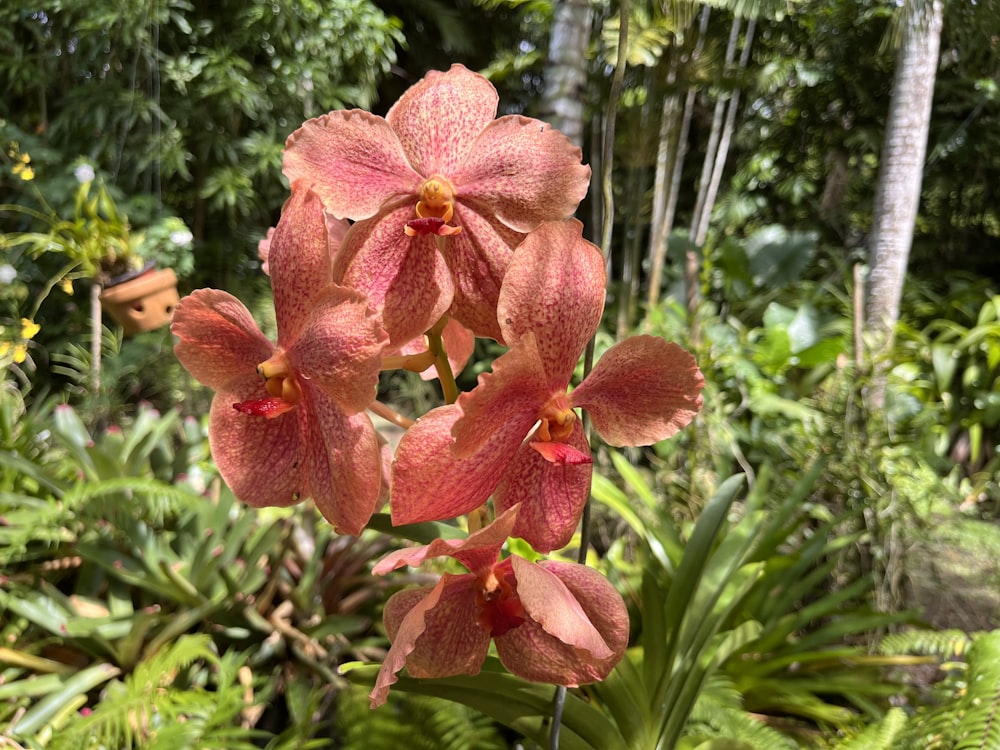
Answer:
374;504;519;577
494;556;628;687
172;289;273;390
494;559;627;686
497;220;606;386
207;375;307;508
442;203;524;341
370;575;490;708
302;391;384;535
390;405;512;527
288;284;387;414
571;335;705;446
494;422;593;553
453;116;591;233
386;64;499;177
335;204;454;351
283;110;420;220
269;184;336;343
539;560;629;660
451;333;550;459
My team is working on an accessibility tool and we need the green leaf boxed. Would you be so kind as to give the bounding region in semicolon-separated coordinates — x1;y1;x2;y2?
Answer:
345;662;629;750
10;663;120;737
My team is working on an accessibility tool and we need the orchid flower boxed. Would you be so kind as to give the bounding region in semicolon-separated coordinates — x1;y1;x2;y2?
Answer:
390;220;705;552
282;64;591;345
369;506;628;708
172;185;389;535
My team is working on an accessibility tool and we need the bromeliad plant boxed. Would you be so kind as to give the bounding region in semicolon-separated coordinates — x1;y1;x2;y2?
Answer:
171;64;704;725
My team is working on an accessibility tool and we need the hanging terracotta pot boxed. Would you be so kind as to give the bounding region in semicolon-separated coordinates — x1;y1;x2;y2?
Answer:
99;263;179;335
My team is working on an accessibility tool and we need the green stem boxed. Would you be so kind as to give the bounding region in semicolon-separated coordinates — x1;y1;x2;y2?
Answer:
427;319;459;405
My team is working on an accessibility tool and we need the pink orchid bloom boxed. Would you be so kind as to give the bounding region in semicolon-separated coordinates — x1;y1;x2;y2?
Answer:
282;63;591;345
369;506;628;708
172;185;389;535
391;220;705;552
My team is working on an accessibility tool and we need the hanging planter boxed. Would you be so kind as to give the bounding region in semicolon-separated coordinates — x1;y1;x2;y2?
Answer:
99;261;180;335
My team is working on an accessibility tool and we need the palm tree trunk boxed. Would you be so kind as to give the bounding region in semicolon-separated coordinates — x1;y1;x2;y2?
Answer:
865;0;944;402
693;20;755;242
645;6;710;318
686;15;748;341
541;0;594;149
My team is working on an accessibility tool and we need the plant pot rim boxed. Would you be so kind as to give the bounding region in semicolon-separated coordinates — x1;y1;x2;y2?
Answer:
103;259;157;288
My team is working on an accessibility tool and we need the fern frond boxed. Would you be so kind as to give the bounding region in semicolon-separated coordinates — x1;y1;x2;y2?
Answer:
687;680;797;750
953;630;1000;750
47;635;252;750
63;476;199;525
336;684;506;750
833;707;908;750
880;628;973;660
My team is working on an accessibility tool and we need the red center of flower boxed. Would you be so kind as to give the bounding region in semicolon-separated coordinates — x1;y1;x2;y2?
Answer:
537;393;576;443
475;568;526;637
232;351;301;419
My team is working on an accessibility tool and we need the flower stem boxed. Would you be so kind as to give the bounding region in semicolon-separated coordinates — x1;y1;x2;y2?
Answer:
426;318;459;405
380;350;437;373
368;400;414;430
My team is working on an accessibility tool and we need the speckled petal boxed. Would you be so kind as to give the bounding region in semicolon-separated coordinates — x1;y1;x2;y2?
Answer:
494;421;593;553
335;204;454;351
441;202;524;342
494;559;627;686
172;289;273;391
269;184;336;343
386;64;499;177
451;334;551;459
288;284;387;414
571;335;705;446
375;504;518;578
497;220;606;387
453;116;591;233
369;575;490;708
207;373;307;509
390;404;520;528
539;560;629;661
300;390;384;535
283;109;421;220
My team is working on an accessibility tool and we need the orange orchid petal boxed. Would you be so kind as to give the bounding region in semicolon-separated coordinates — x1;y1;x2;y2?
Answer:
497;219;606;388
495;422;593;553
571;335;705;446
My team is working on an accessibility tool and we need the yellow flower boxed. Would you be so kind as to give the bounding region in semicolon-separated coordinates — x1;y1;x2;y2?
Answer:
12;160;34;181
20;318;40;340
60;277;74;295
12;343;27;364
